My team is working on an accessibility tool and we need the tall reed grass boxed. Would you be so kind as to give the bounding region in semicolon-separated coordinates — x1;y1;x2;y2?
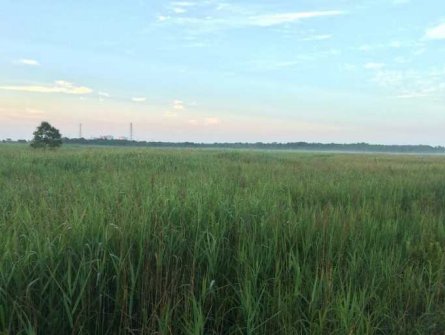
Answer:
1;145;445;334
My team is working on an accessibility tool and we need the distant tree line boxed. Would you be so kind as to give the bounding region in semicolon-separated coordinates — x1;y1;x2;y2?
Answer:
3;137;445;154
1;139;28;144
54;138;445;154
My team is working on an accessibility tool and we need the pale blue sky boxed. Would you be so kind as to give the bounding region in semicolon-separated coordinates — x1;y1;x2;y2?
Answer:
1;0;445;144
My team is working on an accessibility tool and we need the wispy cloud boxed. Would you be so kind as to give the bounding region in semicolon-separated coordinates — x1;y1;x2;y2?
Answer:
0;81;92;95
392;0;410;5
250;49;341;71
340;63;357;72
394;56;411;64
365;62;386;70
157;9;345;30
216;3;230;11
357;44;373;51
132;97;146;102
205;117;220;125
172;1;197;7
395;93;431;99
371;68;445;100
173;100;185;110
275;61;300;68
99;92;111;98
300;35;332;42
163;2;199;20
413;48;426;56
355;40;425;55
249;11;344;27
1;107;47;119
165;111;178;118
172;8;187;14
16;59;40;66
25;108;46;115
187;118;220;126
425;23;445;40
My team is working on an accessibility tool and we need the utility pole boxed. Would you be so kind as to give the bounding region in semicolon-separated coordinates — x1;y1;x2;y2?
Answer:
130;123;133;141
79;123;82;138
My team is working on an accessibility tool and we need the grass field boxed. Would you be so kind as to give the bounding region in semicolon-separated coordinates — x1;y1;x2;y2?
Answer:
1;145;445;334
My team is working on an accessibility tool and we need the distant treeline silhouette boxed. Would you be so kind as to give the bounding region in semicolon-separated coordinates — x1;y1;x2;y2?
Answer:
64;138;445;153
3;138;445;153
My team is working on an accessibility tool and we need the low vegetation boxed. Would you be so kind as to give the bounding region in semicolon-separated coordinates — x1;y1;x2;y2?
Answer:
1;145;445;334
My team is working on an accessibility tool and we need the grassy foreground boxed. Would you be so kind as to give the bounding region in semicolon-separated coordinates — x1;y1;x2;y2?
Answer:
1;145;445;334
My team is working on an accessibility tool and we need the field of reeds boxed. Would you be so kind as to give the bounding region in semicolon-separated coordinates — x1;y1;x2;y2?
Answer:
1;144;445;334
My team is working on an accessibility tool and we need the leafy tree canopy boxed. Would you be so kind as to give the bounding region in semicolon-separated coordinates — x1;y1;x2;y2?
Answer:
30;122;62;149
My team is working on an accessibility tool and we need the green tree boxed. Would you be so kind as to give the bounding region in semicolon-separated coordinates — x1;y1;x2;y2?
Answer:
30;121;62;149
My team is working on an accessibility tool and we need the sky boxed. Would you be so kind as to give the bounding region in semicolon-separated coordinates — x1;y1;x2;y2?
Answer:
1;0;445;144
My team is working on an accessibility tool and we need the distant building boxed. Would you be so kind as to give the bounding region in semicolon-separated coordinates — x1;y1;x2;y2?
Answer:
117;136;129;140
100;135;114;140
